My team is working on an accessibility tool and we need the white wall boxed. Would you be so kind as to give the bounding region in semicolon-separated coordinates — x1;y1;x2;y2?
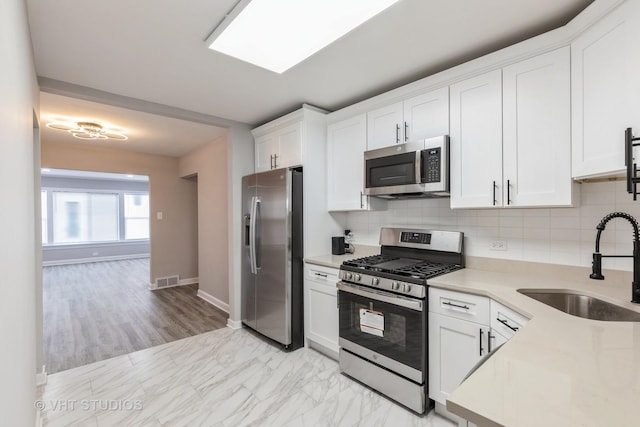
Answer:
0;0;39;425
346;180;640;272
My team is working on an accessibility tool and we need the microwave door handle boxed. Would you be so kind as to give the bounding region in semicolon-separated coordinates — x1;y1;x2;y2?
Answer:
415;150;422;184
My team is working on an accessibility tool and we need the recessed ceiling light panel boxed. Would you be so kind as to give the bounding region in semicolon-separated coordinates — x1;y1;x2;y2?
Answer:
207;0;400;73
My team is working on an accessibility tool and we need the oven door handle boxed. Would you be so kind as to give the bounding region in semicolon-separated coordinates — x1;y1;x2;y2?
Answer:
337;282;423;312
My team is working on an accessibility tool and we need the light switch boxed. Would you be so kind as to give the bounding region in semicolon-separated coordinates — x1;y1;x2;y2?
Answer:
157;211;163;220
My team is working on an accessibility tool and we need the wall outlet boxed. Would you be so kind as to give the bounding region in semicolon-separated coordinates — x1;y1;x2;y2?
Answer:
489;240;507;251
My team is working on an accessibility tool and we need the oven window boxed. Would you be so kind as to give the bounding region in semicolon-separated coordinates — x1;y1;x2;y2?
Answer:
338;289;425;372
366;152;416;188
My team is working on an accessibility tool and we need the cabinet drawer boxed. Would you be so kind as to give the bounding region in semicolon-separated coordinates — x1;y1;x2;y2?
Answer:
304;264;339;286
490;301;528;339
428;287;490;324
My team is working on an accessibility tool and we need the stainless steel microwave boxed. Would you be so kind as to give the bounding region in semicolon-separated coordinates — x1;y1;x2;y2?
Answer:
364;135;449;199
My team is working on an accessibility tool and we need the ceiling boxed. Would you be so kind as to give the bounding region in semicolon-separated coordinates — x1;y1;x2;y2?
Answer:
40;92;227;157
27;0;594;155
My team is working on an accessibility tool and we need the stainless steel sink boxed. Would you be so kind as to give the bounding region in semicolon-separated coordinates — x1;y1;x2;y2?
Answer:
518;289;640;322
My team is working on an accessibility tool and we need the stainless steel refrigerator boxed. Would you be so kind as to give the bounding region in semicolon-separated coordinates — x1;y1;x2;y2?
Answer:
241;166;304;350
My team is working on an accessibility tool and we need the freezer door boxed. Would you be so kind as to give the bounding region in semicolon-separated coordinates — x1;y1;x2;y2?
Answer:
255;168;291;344
241;173;258;330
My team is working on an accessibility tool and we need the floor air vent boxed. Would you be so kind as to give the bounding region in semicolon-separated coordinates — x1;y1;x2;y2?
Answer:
156;275;180;288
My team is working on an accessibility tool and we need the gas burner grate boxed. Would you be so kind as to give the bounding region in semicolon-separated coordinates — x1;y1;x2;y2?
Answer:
394;262;461;279
342;254;398;268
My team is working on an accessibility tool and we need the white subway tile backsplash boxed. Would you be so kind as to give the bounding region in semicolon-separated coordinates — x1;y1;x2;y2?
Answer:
339;180;640;272
499;216;524;228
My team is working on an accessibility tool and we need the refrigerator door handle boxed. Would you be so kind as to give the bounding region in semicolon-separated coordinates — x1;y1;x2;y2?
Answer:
254;198;262;271
249;196;258;274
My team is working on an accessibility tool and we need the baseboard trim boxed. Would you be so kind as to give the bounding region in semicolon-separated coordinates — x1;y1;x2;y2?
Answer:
149;277;199;290
43;254;149;267
197;289;230;313
226;319;243;329
35;408;43;427
36;365;47;386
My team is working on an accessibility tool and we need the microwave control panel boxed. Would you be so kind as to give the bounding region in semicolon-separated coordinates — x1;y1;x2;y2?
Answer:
422;147;441;183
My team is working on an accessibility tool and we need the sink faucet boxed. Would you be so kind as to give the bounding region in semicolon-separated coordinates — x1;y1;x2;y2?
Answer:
590;212;640;304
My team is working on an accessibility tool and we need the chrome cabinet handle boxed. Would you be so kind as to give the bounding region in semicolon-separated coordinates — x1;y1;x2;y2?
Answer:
497;317;519;332
396;124;400;143
479;328;485;356
404;122;409;142
360;191;364;209
507;179;512;205
270;155;274;170
442;301;469;310
273;153;278;168
314;272;328;278
488;332;495;353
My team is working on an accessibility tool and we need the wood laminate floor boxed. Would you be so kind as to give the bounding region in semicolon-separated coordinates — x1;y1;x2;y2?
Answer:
43;258;228;373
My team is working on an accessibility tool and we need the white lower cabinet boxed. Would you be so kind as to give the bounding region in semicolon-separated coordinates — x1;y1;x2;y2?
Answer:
429;288;529;425
428;288;491;405
304;263;339;359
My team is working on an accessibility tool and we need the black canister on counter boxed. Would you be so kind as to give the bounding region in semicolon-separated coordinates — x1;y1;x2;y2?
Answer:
332;236;346;255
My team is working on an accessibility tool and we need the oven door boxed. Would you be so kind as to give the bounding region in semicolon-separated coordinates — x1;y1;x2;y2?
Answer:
337;282;425;383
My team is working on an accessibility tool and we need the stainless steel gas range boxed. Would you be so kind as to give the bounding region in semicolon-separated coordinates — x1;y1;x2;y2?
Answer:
337;228;464;414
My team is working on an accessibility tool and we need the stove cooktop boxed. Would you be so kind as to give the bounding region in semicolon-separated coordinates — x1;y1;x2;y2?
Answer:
342;255;461;281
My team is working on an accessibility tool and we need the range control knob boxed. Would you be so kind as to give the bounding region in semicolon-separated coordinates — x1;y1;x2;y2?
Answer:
354;274;361;282
345;272;353;280
391;281;400;291
402;284;412;293
372;277;380;286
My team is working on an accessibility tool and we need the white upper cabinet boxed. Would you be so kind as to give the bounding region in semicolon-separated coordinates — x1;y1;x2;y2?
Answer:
403;87;450;142
276;123;302;169
367;87;450;150
503;47;572;207
254;122;302;172
255;133;278;172
450;70;503;209
572;0;640;179
451;48;573;209
367;102;404;150
327;114;386;211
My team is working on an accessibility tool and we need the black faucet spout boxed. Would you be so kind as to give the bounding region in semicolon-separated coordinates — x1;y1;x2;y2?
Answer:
589;212;640;304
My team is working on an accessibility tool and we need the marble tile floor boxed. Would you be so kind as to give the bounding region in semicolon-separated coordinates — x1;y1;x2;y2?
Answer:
37;327;456;427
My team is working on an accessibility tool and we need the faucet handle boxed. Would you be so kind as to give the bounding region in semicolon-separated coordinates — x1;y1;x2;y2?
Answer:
590;252;605;280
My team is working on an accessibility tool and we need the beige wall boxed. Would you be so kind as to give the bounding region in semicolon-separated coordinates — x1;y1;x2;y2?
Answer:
179;135;229;305
41;141;198;283
0;0;40;424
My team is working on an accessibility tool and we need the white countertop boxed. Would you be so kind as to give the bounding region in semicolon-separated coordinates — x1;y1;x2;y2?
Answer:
429;257;640;427
304;245;380;269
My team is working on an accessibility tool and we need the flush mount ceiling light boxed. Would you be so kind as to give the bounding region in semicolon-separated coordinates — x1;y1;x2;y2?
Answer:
46;121;128;141
206;0;401;73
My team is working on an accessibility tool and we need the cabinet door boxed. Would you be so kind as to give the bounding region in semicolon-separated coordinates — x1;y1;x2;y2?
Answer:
367;102;404;150
255;133;277;172
276;123;302;169
450;70;503;208
572;1;640;179
306;281;339;356
403;87;449;142
503;47;572;207
304;264;339;358
428;312;489;404
327;115;370;211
